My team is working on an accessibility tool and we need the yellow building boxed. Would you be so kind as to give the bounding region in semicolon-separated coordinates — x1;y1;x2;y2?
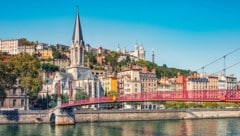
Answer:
39;49;53;60
101;76;118;96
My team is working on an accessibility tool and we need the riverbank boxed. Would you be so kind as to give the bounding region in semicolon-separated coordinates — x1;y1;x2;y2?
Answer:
0;109;240;124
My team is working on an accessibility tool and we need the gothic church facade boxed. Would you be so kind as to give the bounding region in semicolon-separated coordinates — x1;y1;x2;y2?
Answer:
40;10;103;101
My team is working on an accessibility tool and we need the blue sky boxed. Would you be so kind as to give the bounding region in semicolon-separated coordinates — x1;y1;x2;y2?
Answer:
1;0;240;78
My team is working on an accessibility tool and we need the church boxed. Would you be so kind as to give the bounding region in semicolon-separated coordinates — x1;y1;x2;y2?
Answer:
40;10;103;101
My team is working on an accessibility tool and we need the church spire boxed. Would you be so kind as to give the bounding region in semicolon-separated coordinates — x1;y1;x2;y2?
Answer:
69;7;85;68
72;7;84;44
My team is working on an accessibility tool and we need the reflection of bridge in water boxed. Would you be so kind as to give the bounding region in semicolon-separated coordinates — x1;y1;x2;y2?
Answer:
61;90;240;108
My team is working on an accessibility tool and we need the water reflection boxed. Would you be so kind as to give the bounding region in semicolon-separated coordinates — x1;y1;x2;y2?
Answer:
0;118;240;136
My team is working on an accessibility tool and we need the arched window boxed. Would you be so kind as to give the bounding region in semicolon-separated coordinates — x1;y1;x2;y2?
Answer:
75;47;78;64
80;47;83;64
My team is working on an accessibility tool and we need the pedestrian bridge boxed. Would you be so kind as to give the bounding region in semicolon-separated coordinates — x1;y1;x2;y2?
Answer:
50;90;240;125
61;90;240;108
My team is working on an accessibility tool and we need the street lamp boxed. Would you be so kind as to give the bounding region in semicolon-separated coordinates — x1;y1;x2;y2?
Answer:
47;86;49;110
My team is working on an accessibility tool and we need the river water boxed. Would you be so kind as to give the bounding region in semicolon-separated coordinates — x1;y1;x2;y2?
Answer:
0;118;240;136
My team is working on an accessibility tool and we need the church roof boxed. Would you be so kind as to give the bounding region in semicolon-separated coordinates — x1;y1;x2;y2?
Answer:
77;67;96;80
59;72;73;81
62;77;70;90
72;9;84;44
45;78;54;85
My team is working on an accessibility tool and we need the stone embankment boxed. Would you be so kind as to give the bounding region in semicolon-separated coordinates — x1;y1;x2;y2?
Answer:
0;110;49;124
74;109;240;122
0;109;240;124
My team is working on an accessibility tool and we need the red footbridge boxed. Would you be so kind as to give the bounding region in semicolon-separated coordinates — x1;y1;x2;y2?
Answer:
61;90;240;108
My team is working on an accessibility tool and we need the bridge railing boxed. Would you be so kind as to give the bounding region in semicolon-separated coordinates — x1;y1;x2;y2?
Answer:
61;89;240;108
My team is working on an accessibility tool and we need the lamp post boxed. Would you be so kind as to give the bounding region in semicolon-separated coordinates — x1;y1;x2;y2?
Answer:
47;86;49;110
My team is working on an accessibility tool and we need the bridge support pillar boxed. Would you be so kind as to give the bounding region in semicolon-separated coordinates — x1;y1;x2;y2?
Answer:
55;108;75;125
51;97;75;125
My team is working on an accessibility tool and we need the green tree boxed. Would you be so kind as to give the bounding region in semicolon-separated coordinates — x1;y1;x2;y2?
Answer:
19;38;36;46
0;87;7;102
0;52;15;101
61;93;69;103
49;94;58;108
60;68;66;72
125;56;131;64
135;59;191;78
107;90;118;97
75;90;89;100
105;51;119;71
162;64;167;68
52;50;61;59
35;95;50;109
85;52;96;65
107;90;118;102
40;63;59;73
48;93;69;107
8;53;43;109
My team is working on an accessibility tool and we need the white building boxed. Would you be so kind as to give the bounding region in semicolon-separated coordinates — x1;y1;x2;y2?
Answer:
36;43;49;50
117;43;146;61
0;39;21;55
117;66;158;94
18;45;36;55
187;74;208;91
218;74;237;90
117;66;141;94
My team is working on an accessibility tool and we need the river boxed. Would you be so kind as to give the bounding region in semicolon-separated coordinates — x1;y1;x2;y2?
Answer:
0;118;240;136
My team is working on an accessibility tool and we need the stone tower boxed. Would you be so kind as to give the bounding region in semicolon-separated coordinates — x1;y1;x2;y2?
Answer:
139;44;145;60
152;49;155;63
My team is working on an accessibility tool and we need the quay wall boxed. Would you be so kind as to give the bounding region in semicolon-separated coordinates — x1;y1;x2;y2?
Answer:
0;110;49;124
75;109;240;122
0;109;240;124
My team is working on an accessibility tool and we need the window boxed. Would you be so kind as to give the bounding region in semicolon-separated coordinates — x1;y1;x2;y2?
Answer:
0;100;4;107
13;99;16;107
21;88;24;95
13;88;16;95
21;99;24;107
